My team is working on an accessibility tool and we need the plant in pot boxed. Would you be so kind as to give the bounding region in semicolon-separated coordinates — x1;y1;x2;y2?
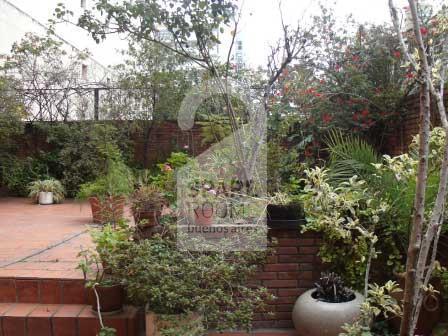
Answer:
28;178;65;205
293;272;364;336
77;248;125;315
131;185;166;227
184;176;219;226
77;158;133;224
267;192;304;228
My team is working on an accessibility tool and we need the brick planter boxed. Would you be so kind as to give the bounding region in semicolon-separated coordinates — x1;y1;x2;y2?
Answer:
251;225;322;329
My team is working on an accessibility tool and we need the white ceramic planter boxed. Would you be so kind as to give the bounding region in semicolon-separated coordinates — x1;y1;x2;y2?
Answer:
292;289;364;336
38;191;53;205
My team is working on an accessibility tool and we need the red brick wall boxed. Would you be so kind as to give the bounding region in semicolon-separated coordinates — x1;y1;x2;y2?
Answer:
14;121;208;168
385;91;447;155
251;228;321;329
132;121;207;166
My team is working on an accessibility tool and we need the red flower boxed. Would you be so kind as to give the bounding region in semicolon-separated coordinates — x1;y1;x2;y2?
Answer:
304;146;313;157
361;109;369;117
393;50;401;59
314;93;323;98
305;88;316;95
322;113;333;124
406;72;415;79
352;113;359;122
420;27;428;36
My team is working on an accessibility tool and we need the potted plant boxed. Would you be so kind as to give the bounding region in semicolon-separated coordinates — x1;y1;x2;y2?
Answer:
292;272;364;336
130;185;166;227
28;178;65;205
77;159;133;224
77;248;125;314
267;193;304;228
186;178;218;226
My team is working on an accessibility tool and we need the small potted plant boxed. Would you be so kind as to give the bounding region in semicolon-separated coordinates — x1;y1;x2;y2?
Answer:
77;159;133;224
28;178;65;205
77;248;125;314
187;178;217;226
292;272;364;336
267;193;304;228
130;185;166;227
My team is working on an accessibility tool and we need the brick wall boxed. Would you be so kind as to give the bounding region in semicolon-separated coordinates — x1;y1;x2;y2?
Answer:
14;121;208;168
251;227;321;329
385;91;447;156
132;121;207;166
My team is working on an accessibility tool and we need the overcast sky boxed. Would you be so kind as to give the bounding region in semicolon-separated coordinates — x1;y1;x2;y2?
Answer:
5;0;407;68
230;0;405;67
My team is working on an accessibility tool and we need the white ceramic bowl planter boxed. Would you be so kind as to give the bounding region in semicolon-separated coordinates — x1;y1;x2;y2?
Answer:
292;289;364;336
38;191;54;205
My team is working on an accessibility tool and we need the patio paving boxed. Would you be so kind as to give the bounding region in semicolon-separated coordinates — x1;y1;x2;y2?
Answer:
0;197;94;279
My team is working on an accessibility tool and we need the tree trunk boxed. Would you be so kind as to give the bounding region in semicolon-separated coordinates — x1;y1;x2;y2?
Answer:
399;80;431;336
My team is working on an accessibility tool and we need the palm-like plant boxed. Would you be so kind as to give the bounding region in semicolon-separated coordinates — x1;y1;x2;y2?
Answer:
28;179;65;203
325;129;380;184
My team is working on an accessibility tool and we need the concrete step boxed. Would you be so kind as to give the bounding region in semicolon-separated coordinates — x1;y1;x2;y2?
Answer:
0;303;139;336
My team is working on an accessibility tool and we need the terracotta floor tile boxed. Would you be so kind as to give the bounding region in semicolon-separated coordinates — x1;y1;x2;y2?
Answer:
53;304;86;318
3;303;37;317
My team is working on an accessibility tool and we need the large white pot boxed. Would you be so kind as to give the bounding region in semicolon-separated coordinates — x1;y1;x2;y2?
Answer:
38;191;53;205
292;289;364;336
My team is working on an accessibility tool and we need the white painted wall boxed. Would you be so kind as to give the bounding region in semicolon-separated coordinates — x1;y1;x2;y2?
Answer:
0;0;126;79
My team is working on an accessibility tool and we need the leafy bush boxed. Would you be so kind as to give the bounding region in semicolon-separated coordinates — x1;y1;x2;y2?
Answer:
1;156;49;196
300;167;388;288
109;219;273;331
37;122;134;197
77;145;134;199
340;281;402;336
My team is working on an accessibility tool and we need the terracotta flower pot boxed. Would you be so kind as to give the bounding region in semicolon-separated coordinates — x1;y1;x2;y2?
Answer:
88;284;124;314
133;209;161;227
88;196;125;224
194;206;214;226
292;289;364;336
390;275;443;335
145;309;203;336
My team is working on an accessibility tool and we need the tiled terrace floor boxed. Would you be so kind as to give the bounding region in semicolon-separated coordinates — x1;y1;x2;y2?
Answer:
0;197;94;279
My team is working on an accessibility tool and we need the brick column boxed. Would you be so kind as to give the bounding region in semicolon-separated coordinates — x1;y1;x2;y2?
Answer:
252;226;322;329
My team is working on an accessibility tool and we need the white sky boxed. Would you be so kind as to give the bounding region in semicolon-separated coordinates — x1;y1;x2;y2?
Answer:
5;0;407;68
235;0;398;67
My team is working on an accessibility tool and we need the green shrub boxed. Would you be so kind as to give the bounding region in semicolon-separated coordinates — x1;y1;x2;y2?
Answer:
109;219;273;331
